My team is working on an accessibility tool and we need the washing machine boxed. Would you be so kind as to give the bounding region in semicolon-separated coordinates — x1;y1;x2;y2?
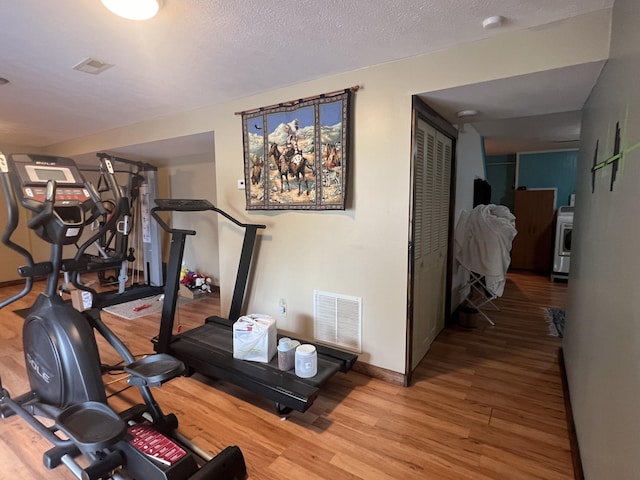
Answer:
552;206;574;281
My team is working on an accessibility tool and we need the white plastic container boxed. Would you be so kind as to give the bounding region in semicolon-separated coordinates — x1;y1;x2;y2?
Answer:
277;338;299;371
295;344;317;378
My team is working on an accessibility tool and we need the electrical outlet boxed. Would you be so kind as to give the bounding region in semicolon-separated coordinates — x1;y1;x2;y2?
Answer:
278;298;287;317
237;179;245;190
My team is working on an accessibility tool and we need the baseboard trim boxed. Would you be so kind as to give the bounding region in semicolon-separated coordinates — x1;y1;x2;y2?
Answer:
558;347;585;480
0;279;25;288
352;362;406;386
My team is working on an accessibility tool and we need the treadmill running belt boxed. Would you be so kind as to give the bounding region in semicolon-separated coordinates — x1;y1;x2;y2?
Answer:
166;318;357;413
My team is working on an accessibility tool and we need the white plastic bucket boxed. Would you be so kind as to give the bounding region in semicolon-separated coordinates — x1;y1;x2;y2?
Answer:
295;344;317;378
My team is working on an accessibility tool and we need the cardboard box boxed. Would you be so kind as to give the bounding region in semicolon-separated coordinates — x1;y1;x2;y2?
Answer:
70;288;93;312
179;284;207;299
233;314;277;363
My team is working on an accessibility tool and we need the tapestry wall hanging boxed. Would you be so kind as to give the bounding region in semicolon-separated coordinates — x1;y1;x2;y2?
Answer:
240;87;356;210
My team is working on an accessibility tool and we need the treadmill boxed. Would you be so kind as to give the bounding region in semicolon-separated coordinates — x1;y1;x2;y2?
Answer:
151;199;357;414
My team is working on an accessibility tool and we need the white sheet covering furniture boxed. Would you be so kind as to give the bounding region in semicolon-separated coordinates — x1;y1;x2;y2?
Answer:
455;204;517;325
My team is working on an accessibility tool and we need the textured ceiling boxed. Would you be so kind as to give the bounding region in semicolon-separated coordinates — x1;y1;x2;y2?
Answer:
0;0;614;155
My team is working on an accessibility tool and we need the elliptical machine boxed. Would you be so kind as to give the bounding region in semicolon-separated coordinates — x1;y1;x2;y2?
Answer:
0;153;247;480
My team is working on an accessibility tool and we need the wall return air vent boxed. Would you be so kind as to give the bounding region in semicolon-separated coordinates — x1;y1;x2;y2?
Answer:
313;290;362;353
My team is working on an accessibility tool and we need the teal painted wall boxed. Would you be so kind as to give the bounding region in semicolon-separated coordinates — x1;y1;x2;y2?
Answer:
517;150;578;207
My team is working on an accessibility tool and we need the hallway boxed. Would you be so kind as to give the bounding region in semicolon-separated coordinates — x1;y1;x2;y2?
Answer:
412;271;572;478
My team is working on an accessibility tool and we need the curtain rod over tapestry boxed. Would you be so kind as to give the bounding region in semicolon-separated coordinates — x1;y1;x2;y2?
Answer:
238;86;358;210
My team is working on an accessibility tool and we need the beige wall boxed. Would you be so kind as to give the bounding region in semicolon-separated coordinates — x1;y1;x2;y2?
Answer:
563;0;640;477
158;151;220;285
39;10;611;373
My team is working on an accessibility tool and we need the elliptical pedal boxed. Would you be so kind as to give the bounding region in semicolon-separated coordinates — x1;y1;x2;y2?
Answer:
124;353;185;387
56;401;126;452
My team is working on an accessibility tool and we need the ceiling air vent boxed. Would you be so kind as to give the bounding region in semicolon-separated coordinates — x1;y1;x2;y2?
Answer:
72;57;114;75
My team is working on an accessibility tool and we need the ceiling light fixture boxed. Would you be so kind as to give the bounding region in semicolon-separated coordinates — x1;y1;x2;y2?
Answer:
101;0;162;20
456;109;479;118
482;15;504;29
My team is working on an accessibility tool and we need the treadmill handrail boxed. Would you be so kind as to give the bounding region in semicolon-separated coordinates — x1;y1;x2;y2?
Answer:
153;198;266;354
151;199;266;231
149;208;196;236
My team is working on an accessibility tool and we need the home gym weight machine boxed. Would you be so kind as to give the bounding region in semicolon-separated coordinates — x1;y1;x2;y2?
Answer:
67;152;165;309
0;153;246;480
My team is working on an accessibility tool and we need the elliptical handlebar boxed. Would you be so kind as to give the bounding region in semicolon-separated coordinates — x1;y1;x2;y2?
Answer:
72;155;124;263
67;154;129;296
26;179;56;230
0;153;35;308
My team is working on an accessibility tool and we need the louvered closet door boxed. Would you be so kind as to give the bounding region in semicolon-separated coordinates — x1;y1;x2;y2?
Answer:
411;118;452;370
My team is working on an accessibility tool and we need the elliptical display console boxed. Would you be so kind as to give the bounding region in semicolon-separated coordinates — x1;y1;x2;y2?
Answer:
8;154;96;245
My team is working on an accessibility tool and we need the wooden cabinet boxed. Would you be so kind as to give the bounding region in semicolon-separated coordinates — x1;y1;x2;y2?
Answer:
510;189;555;272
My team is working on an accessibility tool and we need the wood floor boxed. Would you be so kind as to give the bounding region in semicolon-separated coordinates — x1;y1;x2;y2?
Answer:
0;271;572;479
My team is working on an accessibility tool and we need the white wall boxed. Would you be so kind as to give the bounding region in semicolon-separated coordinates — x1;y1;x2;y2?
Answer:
454;124;486;215
451;124;486;310
563;0;640;477
43;10;611;374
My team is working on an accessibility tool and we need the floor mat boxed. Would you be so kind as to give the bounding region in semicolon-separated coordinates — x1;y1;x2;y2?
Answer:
545;307;565;338
101;294;205;320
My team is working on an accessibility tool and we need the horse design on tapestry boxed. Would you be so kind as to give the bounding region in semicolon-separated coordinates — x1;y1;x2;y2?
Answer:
269;142;315;196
